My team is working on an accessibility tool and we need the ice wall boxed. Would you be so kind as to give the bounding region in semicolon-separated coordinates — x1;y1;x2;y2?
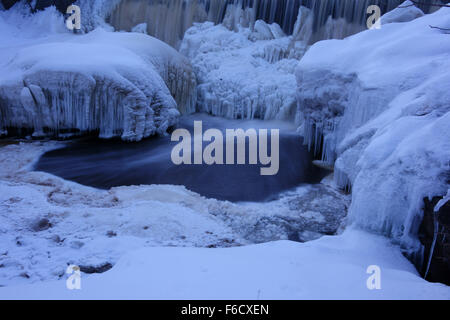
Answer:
295;5;450;253
0;6;196;140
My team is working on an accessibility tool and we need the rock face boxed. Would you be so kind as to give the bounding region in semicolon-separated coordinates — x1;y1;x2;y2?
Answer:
419;196;450;285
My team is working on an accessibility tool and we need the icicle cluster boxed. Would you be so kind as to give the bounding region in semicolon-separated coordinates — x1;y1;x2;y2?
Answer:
0;7;196;140
0;67;180;141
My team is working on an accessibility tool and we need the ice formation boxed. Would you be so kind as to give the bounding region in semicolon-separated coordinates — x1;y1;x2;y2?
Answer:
75;0;123;32
0;5;196;141
381;0;425;24
107;0;426;48
180;21;305;120
295;6;450;254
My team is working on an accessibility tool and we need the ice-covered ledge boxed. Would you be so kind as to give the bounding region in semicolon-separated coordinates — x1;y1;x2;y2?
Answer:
295;6;450;254
0;6;196;141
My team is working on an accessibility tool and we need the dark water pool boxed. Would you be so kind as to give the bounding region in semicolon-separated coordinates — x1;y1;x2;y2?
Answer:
35;115;325;202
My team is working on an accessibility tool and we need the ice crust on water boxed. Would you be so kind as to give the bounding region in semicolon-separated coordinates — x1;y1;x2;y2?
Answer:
0;6;196;141
295;7;450;252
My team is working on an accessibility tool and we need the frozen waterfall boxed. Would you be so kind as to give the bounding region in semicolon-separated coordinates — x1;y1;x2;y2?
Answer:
107;0;443;48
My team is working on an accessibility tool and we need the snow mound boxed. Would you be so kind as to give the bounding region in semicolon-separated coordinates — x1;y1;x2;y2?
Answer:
295;7;450;253
180;21;307;120
0;6;196;141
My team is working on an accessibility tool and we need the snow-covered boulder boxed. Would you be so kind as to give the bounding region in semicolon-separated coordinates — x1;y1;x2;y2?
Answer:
381;1;425;25
180;21;306;120
0;6;196;141
295;8;450;253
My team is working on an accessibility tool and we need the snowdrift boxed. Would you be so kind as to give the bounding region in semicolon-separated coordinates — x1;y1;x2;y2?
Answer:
0;6;196;141
296;6;450;253
0;230;449;299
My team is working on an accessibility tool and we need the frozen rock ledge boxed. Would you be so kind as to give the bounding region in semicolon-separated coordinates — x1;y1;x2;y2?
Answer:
295;6;450;262
0;7;196;141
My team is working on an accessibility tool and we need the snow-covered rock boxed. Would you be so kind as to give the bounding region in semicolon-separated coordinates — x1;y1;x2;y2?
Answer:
0;6;196;141
180;22;306;120
295;7;450;253
381;1;425;25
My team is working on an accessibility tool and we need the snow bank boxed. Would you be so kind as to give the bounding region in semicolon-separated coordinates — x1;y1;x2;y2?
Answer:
180;21;307;120
0;229;448;300
0;5;196;141
0;141;349;286
295;7;450;253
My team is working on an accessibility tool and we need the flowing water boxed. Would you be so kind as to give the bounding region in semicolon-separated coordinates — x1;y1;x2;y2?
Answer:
107;0;441;47
35;114;326;202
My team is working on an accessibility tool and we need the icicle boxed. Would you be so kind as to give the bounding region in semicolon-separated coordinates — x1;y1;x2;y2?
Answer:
424;216;440;279
334;165;352;193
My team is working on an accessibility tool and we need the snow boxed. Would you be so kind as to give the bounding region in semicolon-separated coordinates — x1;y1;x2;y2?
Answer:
0;229;448;300
131;22;147;34
0;140;447;299
0;140;349;287
295;7;450;253
180;21;306;121
0;5;196;141
0;1;449;299
381;1;425;25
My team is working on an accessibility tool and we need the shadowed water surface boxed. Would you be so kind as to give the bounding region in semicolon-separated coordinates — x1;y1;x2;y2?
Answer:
35;115;325;202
